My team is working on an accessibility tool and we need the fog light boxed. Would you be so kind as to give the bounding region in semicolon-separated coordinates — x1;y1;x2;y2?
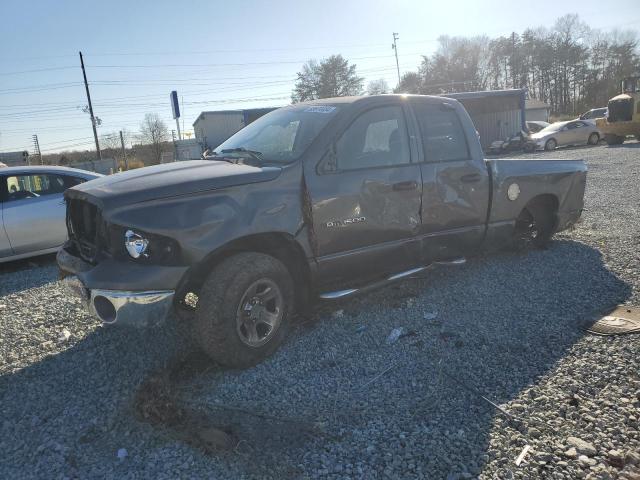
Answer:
125;229;149;259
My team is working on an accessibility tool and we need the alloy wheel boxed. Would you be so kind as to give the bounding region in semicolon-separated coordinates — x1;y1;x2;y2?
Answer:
235;278;283;348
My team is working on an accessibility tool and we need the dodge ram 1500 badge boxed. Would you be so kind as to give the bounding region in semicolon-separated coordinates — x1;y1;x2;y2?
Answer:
58;95;587;367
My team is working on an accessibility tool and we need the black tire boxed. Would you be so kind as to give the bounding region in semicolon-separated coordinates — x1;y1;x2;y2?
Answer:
587;132;599;145
544;138;557;151
513;203;555;250
605;134;624;145
193;252;294;368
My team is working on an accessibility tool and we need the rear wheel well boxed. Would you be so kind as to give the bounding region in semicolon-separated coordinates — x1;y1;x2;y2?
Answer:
176;233;311;313
521;194;559;229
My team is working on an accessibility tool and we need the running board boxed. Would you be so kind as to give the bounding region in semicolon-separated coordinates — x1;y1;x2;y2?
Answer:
318;258;466;300
434;257;467;266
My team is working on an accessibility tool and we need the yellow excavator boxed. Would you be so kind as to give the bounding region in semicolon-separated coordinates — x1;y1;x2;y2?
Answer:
596;76;640;145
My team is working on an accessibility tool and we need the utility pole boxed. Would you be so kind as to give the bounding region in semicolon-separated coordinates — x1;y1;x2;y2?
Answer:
32;134;41;165
119;130;128;170
79;51;102;160
392;32;401;87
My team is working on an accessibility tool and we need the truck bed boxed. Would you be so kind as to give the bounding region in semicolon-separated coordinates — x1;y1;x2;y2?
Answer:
486;158;587;233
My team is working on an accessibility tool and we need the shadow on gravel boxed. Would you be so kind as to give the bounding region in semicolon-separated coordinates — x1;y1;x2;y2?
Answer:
0;318;192;478
0;239;632;478
605;141;640;150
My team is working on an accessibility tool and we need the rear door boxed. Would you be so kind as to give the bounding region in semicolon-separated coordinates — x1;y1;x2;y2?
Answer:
307;101;423;286
3;172;69;255
409;98;490;260
572;121;590;143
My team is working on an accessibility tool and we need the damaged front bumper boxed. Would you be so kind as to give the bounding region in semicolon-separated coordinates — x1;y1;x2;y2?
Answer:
58;247;183;327
62;275;174;327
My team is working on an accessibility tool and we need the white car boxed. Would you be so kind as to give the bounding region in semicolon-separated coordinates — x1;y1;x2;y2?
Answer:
529;120;601;151
1;166;101;263
579;108;607;126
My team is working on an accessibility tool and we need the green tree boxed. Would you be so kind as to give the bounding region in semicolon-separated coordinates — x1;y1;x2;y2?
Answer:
394;72;422;94
292;54;364;102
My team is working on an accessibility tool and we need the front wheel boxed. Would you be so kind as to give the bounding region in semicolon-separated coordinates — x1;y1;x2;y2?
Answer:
587;132;600;145
193;252;294;368
544;138;557;151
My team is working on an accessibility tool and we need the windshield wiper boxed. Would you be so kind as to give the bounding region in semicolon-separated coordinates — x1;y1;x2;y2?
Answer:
220;147;264;163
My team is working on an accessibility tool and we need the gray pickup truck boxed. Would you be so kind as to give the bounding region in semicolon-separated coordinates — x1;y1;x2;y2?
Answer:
58;95;587;367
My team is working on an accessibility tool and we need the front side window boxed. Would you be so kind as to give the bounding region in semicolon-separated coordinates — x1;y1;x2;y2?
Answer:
413;103;470;162
335;106;410;171
5;174;65;202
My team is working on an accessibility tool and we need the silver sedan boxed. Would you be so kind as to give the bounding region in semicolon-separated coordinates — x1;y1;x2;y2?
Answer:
0;166;101;263
530;120;601;151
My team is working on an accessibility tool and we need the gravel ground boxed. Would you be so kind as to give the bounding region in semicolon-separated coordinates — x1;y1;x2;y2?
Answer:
1;141;639;479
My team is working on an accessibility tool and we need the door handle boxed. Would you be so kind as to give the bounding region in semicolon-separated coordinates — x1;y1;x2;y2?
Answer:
392;181;418;191
460;173;481;183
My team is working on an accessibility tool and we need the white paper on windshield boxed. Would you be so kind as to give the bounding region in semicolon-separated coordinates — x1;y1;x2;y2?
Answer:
303;106;336;113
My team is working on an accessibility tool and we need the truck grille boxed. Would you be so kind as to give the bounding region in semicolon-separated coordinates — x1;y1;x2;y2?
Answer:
66;199;104;263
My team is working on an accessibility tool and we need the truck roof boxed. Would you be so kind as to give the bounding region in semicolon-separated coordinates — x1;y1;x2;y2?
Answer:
294;94;454;106
0;165;102;178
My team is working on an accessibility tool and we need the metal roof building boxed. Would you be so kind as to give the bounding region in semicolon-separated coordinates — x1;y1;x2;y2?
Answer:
525;98;551;122
193;107;277;151
0;151;30;167
443;89;527;150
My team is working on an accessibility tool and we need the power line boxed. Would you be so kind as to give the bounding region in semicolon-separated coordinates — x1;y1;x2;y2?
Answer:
0;39;439;63
0;66;77;76
83;52;423;70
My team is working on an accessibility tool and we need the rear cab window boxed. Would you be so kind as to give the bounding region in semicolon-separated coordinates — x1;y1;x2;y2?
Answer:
411;101;470;162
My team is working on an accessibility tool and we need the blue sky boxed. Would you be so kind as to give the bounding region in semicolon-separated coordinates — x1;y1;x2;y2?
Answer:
1;0;638;153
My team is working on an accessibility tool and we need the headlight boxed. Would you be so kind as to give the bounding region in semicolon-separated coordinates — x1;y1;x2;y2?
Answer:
120;227;180;264
124;230;149;259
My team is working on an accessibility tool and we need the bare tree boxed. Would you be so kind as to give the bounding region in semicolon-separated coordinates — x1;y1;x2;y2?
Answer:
100;129;132;168
396;14;640;115
367;79;390;95
139;114;168;165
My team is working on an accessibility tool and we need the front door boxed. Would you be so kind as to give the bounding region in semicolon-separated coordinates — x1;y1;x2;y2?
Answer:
409;99;490;260
306;103;423;288
2;172;68;255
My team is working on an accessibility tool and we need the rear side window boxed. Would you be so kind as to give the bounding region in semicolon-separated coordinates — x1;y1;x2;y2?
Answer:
335;106;410;170
62;175;88;188
413;103;470;162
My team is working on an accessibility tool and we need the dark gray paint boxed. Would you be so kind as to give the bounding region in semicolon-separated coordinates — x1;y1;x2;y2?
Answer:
59;95;586;297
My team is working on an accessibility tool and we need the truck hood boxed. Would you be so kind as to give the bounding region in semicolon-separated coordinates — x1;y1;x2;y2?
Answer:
66;160;282;210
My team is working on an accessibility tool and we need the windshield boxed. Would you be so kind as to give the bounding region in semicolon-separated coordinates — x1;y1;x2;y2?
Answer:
214;105;340;163
539;123;564;133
